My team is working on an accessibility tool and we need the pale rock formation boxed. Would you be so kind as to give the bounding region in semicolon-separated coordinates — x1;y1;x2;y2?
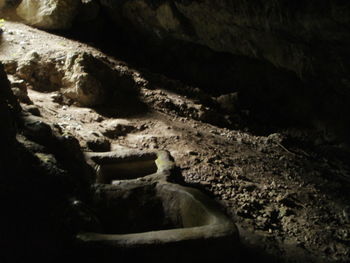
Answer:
16;0;80;29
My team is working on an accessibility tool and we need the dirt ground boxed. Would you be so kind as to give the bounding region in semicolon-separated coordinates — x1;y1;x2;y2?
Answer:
1;19;350;263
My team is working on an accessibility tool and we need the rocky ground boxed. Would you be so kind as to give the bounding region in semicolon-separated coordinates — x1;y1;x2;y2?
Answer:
1;19;350;263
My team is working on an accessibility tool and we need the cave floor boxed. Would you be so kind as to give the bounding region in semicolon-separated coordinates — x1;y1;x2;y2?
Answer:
1;20;350;263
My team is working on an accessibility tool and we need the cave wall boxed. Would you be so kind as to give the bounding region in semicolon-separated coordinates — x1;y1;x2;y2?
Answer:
0;63;94;262
4;0;350;141
100;0;350;85
98;0;350;143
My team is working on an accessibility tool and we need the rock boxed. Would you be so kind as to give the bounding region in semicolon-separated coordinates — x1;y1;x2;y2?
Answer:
0;62;97;262
61;52;108;106
10;50;138;106
16;0;80;30
21;115;53;143
62;51;138;106
266;133;285;145
16;51;63;92
50;92;63;104
100;0;350;144
23;105;41;116
278;206;293;218
7;75;32;104
86;138;111;152
101;121;136;139
216;93;239;114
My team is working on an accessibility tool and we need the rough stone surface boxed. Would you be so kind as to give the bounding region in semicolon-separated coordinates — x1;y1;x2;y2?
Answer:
101;0;350;85
62;51;137;106
1;19;350;263
0;62;95;262
5;49;138;106
7;74;32;104
101;120;136;139
86;137;111;152
100;0;350;143
15;50;64;92
16;0;80;30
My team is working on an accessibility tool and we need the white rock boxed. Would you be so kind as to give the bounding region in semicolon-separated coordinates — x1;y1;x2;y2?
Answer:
16;0;80;30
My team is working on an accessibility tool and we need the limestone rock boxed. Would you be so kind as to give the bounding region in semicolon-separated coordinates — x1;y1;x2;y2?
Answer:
16;0;80;30
16;51;63;92
9;50;138;106
62;52;137;106
7;75;32;104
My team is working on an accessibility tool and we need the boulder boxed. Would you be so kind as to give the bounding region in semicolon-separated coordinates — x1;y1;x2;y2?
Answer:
61;51;137;106
16;0;80;30
8;50;138;106
15;51;64;92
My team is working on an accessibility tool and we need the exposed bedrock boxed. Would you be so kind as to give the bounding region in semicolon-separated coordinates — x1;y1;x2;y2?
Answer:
16;0;80;30
0;63;95;262
97;0;350;144
4;50;140;107
9;0;350;142
99;0;350;84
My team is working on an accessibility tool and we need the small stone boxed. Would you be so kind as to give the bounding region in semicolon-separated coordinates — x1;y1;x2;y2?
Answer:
23;105;41;116
207;176;215;182
195;131;202;137
51;93;63;103
95;116;104;122
102;122;136;139
86;138;110;152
